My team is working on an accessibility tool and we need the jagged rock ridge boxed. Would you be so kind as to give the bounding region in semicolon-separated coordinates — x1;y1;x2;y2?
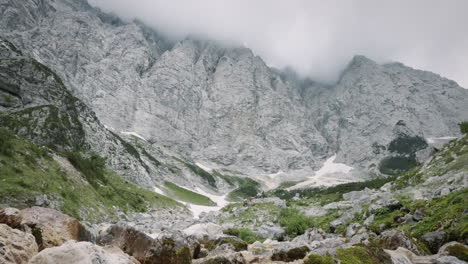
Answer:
1;0;467;179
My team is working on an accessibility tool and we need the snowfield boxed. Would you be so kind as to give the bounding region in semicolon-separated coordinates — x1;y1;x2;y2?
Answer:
121;131;147;141
288;155;356;190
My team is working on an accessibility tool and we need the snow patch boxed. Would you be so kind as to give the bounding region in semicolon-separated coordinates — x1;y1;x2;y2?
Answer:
195;162;212;172
288;155;355;190
268;170;285;179
426;136;457;144
121;131;146;141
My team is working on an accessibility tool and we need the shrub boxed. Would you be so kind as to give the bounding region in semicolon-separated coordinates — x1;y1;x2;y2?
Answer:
378;155;417;175
459;122;468;134
65;152;107;186
388;136;428;155
223;228;263;244
279;208;316;237
0;128;14;157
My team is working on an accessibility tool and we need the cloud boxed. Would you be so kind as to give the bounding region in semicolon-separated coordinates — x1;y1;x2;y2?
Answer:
88;0;468;87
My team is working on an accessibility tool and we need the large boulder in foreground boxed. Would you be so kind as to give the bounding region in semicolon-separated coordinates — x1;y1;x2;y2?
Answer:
28;241;139;264
183;223;223;241
0;224;38;264
97;224;193;264
0;207;91;250
193;244;246;264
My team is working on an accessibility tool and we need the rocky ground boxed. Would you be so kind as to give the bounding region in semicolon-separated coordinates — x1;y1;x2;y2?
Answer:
1;135;466;263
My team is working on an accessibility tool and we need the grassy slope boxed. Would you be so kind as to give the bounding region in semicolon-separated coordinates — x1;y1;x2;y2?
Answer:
162;182;216;206
264;135;468;240
0;128;181;222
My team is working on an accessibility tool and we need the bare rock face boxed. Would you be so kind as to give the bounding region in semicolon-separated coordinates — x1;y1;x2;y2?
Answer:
0;223;38;264
0;207;91;250
1;0;467;181
97;224;193;264
0;208;21;228
28;241;140;264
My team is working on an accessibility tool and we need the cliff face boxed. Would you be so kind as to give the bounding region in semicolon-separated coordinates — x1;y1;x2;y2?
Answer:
1;0;467;179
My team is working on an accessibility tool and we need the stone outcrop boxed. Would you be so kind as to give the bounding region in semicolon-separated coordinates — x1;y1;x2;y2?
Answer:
97;224;194;264
1;0;467;181
0;224;38;264
28;241;140;264
0;207;91;250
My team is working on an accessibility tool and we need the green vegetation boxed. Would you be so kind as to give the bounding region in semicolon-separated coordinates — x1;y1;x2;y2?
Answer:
388;135;428;155
304;253;336;264
221;202;280;226
271;176;396;202
336;247;390;264
227;178;261;201
446;244;468;261
64;152;107;186
0;129;181;222
223;227;264;244
278;208;339;237
216;237;248;251
174;157;217;187
459;121;468;134
400;189;467;239
271;246;310;262
0;105;85;151
162;182;216;206
378;155;417;175
0;128;14;156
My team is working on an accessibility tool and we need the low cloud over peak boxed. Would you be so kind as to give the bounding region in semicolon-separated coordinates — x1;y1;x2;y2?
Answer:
89;0;468;87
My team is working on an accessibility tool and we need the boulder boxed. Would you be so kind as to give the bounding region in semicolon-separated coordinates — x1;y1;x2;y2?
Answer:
421;231;446;253
97;224;193;264
271;245;310;262
256;223;285;240
0;208;21;228
251;197;287;208
412;209;424;222
438;241;468;261
363;214;375;227
378;230;422;255
1;207;91;250
28;241;139;264
193;246;246;264
183;223;223;241
0;224;38;264
301;206;328;217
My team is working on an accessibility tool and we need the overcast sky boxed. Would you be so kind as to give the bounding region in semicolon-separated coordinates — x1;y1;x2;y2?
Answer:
88;0;468;87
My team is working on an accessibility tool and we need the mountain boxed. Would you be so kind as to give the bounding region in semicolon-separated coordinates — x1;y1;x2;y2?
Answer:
0;0;467;263
1;0;466;184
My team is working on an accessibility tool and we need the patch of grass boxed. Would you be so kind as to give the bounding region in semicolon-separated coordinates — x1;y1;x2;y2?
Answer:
271;176;395;202
0;131;181;222
227;178;261;201
304;253;336;264
64;152;107;187
175;157;217;187
400;189;468;240
162;182;216;206
223;228;264;244
459;121;468;134
336;247;388;264
278;208;336;237
221;202;280;226
446;244;468;261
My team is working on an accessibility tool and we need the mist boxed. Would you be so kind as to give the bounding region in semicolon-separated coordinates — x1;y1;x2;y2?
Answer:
88;0;468;87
